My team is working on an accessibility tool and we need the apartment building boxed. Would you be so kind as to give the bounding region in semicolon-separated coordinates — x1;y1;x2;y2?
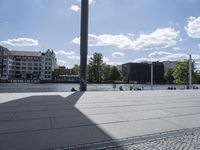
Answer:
0;45;58;81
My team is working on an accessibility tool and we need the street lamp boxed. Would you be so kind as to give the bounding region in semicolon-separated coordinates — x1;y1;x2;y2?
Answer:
80;0;89;91
151;62;153;90
189;54;192;89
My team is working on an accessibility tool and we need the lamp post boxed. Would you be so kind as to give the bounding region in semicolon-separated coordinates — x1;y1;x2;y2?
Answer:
80;0;89;91
189;54;192;89
151;62;153;90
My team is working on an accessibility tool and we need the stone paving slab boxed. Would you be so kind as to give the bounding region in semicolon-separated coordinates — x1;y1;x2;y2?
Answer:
97;118;183;139
0;112;14;121
0;118;51;134
0;125;111;150
162;114;200;129
164;107;200;115
0;90;200;150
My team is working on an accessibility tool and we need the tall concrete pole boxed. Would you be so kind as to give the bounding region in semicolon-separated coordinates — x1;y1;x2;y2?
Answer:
151;62;153;90
80;0;89;91
189;54;192;89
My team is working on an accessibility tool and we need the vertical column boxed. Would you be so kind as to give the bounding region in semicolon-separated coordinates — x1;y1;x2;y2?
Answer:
80;0;89;91
151;62;153;90
189;54;192;89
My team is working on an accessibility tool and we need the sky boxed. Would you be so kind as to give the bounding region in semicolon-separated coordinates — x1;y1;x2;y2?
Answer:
0;0;200;69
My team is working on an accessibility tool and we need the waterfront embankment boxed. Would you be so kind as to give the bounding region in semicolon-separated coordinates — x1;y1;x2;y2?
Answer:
0;83;199;93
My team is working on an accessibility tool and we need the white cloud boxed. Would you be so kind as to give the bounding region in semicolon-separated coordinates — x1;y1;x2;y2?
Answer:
72;28;179;51
130;28;179;50
148;51;171;58
70;5;80;12
57;59;69;67
127;33;134;37
102;56;124;66
55;50;80;68
72;34;133;48
56;50;76;56
185;16;200;38
198;44;200;49
0;37;38;47
89;0;96;5
112;52;125;58
67;55;80;60
173;47;181;52
103;56;110;63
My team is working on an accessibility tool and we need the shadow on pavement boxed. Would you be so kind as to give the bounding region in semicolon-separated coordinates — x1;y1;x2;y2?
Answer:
0;92;123;150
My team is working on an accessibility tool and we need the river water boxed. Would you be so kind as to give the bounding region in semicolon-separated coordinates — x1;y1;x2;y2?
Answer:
0;83;199;93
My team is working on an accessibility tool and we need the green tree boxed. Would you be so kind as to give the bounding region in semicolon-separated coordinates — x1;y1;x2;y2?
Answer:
172;60;195;84
88;53;104;83
193;72;200;83
102;64;112;82
73;64;80;75
164;68;174;84
110;66;122;82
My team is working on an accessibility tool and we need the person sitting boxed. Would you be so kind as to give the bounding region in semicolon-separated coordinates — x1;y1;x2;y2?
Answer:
71;87;77;91
119;86;123;91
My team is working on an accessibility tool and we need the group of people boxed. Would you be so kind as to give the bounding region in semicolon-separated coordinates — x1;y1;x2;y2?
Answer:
167;86;176;90
118;85;144;91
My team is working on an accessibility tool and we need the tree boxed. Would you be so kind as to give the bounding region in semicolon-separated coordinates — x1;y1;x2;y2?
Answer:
88;53;104;83
73;64;80;75
172;60;195;84
102;64;112;82
164;68;174;84
192;71;200;83
110;66;122;82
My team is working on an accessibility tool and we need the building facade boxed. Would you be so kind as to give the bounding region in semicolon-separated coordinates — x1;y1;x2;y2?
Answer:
122;62;164;84
53;66;79;82
0;45;58;81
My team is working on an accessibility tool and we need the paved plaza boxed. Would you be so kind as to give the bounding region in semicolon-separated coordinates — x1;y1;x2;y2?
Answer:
0;90;200;150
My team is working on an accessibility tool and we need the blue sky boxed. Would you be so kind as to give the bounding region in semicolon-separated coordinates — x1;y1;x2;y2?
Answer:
0;0;200;68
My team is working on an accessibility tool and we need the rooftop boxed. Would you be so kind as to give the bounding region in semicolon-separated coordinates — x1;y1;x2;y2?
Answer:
10;51;42;57
0;90;200;149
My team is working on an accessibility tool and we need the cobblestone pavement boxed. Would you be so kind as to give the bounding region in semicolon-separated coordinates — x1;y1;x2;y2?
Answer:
112;132;200;150
63;127;200;150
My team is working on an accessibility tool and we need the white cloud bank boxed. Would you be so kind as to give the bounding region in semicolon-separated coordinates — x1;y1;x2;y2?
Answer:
185;16;200;38
102;56;124;66
55;50;80;68
55;50;80;60
0;37;38;47
72;28;179;51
